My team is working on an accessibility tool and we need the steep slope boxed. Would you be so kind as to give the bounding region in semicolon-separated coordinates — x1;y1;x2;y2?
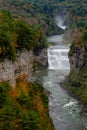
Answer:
0;79;55;130
64;27;87;106
0;10;54;130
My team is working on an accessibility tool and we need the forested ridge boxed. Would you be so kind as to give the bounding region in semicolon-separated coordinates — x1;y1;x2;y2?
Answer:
0;10;48;61
0;0;86;30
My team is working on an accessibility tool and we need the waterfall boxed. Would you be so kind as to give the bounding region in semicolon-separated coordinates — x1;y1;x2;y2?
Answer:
48;45;70;70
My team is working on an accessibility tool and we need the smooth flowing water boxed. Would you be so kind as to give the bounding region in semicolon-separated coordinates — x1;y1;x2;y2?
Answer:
33;35;87;130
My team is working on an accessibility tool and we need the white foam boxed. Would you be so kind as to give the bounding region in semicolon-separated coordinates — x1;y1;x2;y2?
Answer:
63;101;76;107
48;46;70;70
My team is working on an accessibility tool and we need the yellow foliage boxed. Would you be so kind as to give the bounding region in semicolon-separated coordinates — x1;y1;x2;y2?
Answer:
73;29;83;46
0;47;2;54
9;74;29;99
34;93;46;117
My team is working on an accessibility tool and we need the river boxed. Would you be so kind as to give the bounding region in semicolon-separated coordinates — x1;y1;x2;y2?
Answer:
33;35;87;130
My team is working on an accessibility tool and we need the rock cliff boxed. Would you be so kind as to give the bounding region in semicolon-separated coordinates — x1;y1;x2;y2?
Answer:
69;45;87;71
0;48;48;87
34;49;48;70
64;44;87;105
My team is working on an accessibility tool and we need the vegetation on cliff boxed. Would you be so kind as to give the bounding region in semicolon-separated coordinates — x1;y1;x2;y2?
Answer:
69;25;87;55
64;25;87;106
0;10;48;61
0;0;86;35
0;0;63;36
0;8;54;130
63;68;87;106
0;75;54;130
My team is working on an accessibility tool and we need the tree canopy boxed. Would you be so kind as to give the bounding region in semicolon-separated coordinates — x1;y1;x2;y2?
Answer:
0;10;48;61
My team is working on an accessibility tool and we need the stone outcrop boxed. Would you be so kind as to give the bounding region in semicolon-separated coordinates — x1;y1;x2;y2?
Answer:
64;44;87;105
0;49;33;87
0;48;48;87
69;45;87;71
34;49;48;70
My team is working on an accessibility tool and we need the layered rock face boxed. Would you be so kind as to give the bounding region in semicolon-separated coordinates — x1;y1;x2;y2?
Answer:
0;49;33;87
65;44;87;105
34;49;48;70
69;45;87;71
0;49;48;87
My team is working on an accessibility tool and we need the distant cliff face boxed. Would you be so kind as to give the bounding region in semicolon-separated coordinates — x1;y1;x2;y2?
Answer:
0;49;48;87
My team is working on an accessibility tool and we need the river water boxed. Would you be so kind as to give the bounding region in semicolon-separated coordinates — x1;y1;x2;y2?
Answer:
33;35;87;130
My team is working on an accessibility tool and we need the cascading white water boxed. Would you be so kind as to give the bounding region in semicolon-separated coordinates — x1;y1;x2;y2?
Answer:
33;34;87;130
47;35;70;70
48;46;70;70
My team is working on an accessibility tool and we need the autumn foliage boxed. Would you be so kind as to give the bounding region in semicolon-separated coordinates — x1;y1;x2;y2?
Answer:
0;78;54;130
0;10;48;61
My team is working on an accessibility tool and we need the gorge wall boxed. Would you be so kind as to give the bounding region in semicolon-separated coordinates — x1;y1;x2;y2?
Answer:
69;45;87;71
0;48;54;130
64;44;87;106
0;49;48;87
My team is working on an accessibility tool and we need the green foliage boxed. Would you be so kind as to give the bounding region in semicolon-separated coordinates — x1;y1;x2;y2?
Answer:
69;25;87;56
0;0;86;36
0;0;65;35
16;91;33;109
0;82;54;130
83;30;87;41
21;111;41;130
0;83;19;130
82;24;87;42
41;93;48;108
0;10;48;61
0;82;11;108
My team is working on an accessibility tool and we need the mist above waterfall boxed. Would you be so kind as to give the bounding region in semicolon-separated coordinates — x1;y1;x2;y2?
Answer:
55;15;66;30
47;35;70;70
55;8;68;31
